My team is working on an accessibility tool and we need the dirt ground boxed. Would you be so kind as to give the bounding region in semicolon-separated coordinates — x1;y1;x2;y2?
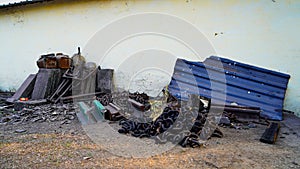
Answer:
1;113;300;169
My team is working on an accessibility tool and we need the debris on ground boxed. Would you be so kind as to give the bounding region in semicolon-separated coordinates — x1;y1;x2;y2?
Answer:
260;122;280;144
0;50;297;154
0;103;77;125
117;94;223;148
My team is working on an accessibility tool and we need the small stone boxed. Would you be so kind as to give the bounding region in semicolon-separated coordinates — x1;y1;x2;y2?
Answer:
292;161;298;165
50;117;57;122
83;156;91;160
10;115;21;119
230;123;240;129
34;110;43;115
31;114;38;118
61;120;71;125
68;111;76;115
1;117;10;123
52;111;59;116
15;129;27;133
39;117;46;122
248;123;257;128
66;115;75;120
62;104;68;109
216;116;230;125
31;117;41;122
33;107;41;110
70;129;76;135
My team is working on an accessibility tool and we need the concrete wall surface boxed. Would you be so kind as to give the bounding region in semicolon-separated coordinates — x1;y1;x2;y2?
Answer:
0;0;299;116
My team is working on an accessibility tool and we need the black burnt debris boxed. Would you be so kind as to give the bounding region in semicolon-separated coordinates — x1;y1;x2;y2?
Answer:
117;94;223;148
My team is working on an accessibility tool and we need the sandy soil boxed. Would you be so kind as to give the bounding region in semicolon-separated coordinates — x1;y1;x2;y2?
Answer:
1;115;299;169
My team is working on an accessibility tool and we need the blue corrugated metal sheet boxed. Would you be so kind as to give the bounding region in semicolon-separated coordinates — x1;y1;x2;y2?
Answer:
168;56;290;120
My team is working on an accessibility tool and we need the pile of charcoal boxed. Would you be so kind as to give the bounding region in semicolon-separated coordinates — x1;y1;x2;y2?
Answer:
118;94;223;148
0;103;77;125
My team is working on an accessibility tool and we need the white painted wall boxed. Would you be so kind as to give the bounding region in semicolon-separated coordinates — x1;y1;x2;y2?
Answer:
0;0;299;115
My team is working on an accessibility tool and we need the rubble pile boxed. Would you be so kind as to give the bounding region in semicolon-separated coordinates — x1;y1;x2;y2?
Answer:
0;103;77;125
1;48;290;147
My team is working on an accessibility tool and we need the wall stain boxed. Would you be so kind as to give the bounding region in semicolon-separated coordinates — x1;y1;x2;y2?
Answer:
10;9;25;25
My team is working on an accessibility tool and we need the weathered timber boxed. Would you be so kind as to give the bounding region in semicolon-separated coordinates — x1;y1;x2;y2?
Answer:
260;122;280;144
96;68;114;93
6;74;36;103
14;99;47;111
31;69;63;100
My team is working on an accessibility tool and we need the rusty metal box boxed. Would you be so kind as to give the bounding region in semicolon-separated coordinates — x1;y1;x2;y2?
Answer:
56;53;71;69
37;54;57;68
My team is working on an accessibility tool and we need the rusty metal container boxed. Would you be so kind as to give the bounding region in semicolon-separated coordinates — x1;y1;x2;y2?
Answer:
37;53;57;68
56;53;71;69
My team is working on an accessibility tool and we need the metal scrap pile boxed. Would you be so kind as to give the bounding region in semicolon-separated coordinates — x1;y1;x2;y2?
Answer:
1;51;291;147
4;47;114;107
1;47;114;126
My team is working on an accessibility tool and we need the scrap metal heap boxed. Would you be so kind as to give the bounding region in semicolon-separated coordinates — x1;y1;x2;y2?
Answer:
0;51;292;146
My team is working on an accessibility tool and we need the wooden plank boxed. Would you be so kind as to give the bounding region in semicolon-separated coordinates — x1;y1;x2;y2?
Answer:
96;69;114;93
77;102;96;124
6;74;36;103
14;99;47;111
92;100;105;121
31;69;62;100
260;122;280;144
128;98;145;111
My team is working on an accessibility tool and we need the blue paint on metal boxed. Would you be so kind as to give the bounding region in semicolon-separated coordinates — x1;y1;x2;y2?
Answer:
168;56;290;120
